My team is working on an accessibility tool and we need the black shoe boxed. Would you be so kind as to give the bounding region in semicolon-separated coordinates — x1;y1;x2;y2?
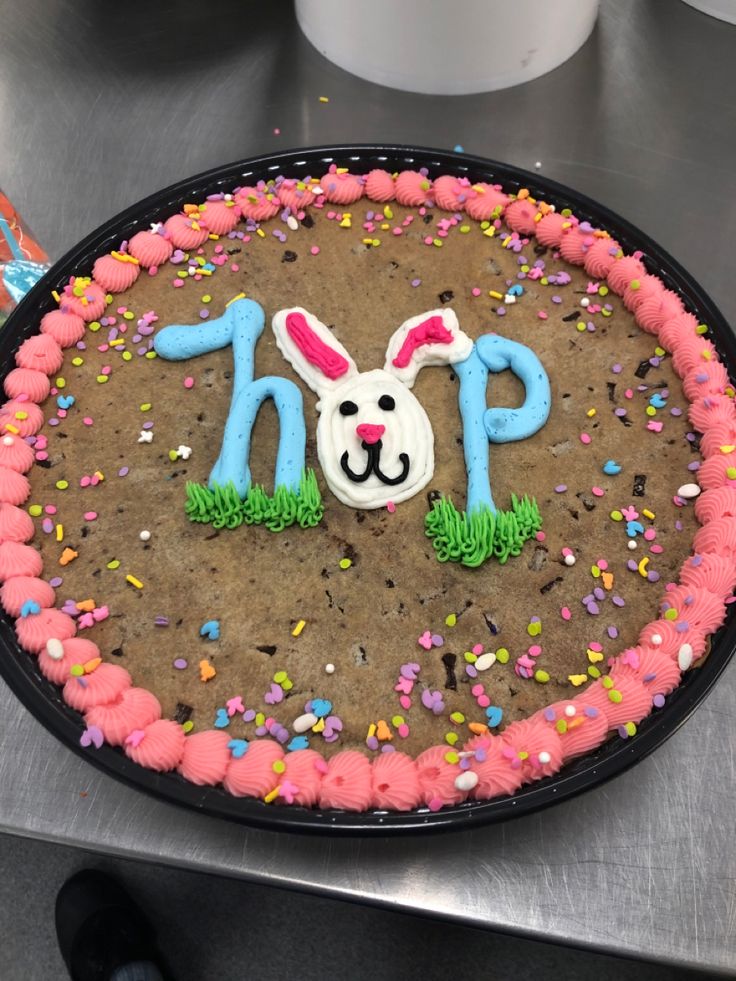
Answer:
55;869;172;981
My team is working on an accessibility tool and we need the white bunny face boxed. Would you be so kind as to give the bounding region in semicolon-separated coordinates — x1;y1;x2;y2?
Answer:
272;306;472;510
317;369;434;508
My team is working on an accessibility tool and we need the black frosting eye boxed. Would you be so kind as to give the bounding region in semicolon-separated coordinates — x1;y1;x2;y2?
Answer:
378;394;396;411
339;400;358;416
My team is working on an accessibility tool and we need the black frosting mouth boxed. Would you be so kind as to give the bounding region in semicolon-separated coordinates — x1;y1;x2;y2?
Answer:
340;439;410;486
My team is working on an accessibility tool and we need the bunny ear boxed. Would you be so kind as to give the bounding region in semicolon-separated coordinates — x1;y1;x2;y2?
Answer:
383;309;474;388
272;307;358;397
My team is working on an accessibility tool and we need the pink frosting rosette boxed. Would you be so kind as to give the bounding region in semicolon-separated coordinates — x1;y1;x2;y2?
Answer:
606;255;647;295
277;179;319;211
0;467;31;507
63;663;132;712
3;367;51;403
124;719;186;772
223;738;283;798
635;287;684;334
689;394;736;433
85;688;161;747
679;550;736;599
698;421;736;457
164;213;209;251
177;730;232;786
575;674;653;730
128;229;174;269
0;575;55;617
535;212;569;248
92;253;140;294
363;170;396;204
697;452;736;490
200;197;240;234
279;748;325;807
462;733;524;798
15;607;76;654
500;716;564;784
558;225;594;266
319;167;364;206
658;311;701;352
0;541;42;580
682;362;730;402
639;617;708;662
15;334;63;375
432;174;470;212
503;198;539;235
609;646;682;697
37;637;101;686
531;701;608;763
234;185;281;222
59;278;107;321
370;751;421;811
317;750;373;810
0;435;35;474
0;400;44;438
694;487;736;524
394;170;432;207
40;310;86;348
659;584;726;633
583;237;620;279
622;273;664;313
0;503;34;543
464;184;509;222
414;745;466;808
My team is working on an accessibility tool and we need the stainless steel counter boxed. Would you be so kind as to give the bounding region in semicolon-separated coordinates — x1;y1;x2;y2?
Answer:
1;0;735;972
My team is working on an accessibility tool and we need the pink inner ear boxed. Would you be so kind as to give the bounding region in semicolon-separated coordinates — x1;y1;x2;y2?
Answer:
285;311;350;381
391;315;453;369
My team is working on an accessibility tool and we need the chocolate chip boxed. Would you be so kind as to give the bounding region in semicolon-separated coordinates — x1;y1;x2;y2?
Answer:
562;311;581;322
528;546;547;571
607;382;617;402
635;359;653;379
441;652;458;691
110;647;124;657
302;214;315;228
256;645;277;657
385;578;395;588
483;612;499;635
172;702;193;724
540;576;563;594
282;250;297;263
576;492;596;512
427;489;442;508
439;290;454;304
633;474;647;497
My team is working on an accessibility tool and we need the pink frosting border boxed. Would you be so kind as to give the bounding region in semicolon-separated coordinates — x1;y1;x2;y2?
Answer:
3;168;735;812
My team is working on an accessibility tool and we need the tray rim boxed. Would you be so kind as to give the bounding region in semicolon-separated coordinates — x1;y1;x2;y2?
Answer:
1;142;734;836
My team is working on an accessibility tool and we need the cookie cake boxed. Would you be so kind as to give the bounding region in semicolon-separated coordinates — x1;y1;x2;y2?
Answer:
1;154;734;815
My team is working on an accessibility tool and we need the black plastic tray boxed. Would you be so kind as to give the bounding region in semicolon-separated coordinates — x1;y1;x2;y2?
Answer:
1;144;734;836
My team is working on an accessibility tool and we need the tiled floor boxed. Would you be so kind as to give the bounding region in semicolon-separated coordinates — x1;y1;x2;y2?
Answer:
0;833;721;981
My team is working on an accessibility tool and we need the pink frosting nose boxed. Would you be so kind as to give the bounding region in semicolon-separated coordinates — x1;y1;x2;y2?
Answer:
356;423;385;445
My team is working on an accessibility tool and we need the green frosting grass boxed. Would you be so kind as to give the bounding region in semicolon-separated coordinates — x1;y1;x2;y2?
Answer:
185;469;323;532
425;494;542;567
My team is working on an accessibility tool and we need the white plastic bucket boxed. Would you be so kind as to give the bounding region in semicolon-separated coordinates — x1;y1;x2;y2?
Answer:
681;0;736;24
295;0;600;96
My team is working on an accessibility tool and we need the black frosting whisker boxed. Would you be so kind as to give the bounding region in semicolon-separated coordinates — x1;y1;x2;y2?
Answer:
340;440;410;487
